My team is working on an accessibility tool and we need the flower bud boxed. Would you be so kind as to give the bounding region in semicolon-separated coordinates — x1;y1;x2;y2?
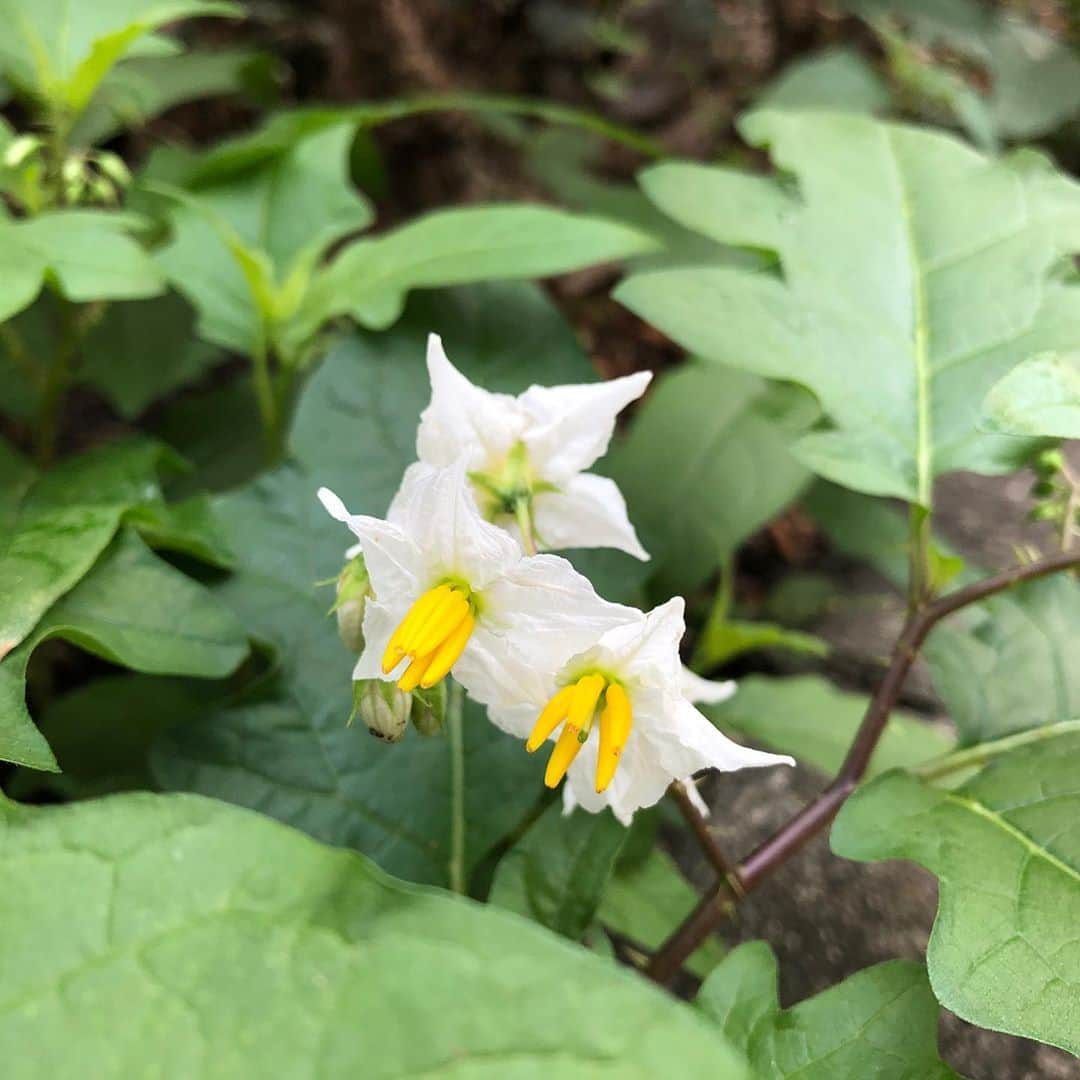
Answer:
1034;448;1065;476
333;552;372;654
411;683;447;736
352;680;411;742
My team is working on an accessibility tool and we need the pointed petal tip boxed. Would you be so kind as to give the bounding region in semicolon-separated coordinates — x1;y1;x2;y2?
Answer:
317;486;350;522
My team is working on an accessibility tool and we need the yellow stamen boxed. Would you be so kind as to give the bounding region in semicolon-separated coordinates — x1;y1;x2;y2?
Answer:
567;673;605;730
596;683;633;793
384;583;477;691
419;611;475;688
382;585;450;673
526;685;576;752
544;722;586;788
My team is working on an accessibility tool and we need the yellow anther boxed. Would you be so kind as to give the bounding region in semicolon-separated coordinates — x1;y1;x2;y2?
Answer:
419;611;475;688
596;683;633;794
397;650;435;693
544;722;586;788
526;685;576;752
567;674;606;730
410;589;470;659
382;585;449;673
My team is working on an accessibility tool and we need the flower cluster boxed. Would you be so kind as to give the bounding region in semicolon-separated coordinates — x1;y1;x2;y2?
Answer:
319;334;791;822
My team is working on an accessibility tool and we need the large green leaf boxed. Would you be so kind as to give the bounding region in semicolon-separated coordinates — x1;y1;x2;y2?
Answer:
0;529;247;771
490;801;628;941
980;350;1080;439
617;111;1080;505
709;675;952;779
833;734;1080;1055
0;0;239;115
0;792;751;1078
0;437;172;654
151;284;616;886
0;210;163;322
755;47;891;114
925;574;1080;746
698;942;957;1079
607;362;815;593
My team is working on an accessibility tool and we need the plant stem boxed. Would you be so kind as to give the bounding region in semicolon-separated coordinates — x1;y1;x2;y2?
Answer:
250;331;279;461
447;679;467;895
914;718;1080;782
514;496;538;556
907;503;933;612
691;556;734;670
668;781;742;893
0;322;43;390
646;547;1080;985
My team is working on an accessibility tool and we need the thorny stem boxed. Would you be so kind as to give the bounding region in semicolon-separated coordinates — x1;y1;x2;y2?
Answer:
647;547;1080;985
447;679;467;895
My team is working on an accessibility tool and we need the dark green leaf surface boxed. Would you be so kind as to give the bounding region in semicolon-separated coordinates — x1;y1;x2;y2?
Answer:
709;675;952;778
833;735;1080;1056
0;530;247;770
619;111;1080;504
490;801;628;940
607;362;815;593
698;942;957;1078
0;792;751;1079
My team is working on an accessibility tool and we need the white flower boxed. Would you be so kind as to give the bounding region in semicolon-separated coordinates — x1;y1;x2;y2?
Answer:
393;333;651;559
486;598;790;825
317;461;625;700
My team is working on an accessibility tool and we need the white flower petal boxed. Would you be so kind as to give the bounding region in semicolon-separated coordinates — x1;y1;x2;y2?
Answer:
416;333;524;469
679;668;737;705
351;601;406;680
533;473;650;560
388;461;521;589
519;370;652;482
587;597;685;689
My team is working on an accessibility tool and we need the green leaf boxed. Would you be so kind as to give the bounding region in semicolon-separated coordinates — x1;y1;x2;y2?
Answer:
0;792;751;1078
0;437;172;654
832;734;1080;1056
151;284;602;886
618;111;1080;505
708;675;952;779
699;942;957;1078
980;350;1080;439
489;801;628;940
0;210;164;322
123;494;237;568
694;619;828;667
925;574;1080;746
597;848;726;980
0;529;248;770
294;202;657;341
78;292;221;418
607;362;815;593
755;47;891;114
0;0;240;115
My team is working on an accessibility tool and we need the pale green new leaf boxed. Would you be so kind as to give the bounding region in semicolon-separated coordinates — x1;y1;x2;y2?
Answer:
980;350;1080;439
0;529;247;771
618;111;1080;505
0;0;239;114
606;361;815;593
832;734;1080;1056
489;801;628;940
698;942;958;1079
925;574;1080;746
755;47;891;114
0;210;163;322
708;675;952;779
0;792;751;1079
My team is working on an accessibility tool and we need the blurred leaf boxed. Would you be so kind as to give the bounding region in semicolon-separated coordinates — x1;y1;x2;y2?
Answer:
0;792;751;1077
699;942;957;1079
619;112;1080;505
597;847;726;980
926;574;1080;746
756;47;891;114
0;0;239;115
695;619;828;667
708;675;952;779
490;802;628;940
73;47;266;145
0;210;164;322
151;283;606;886
833;734;1080;1056
123;494;236;568
607;362;815;594
79;292;221;418
980;350;1080;439
1;529;247;771
293;203;657;345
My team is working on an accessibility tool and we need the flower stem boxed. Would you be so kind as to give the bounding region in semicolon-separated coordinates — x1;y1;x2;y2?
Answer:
447;678;467;894
514;495;538;556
